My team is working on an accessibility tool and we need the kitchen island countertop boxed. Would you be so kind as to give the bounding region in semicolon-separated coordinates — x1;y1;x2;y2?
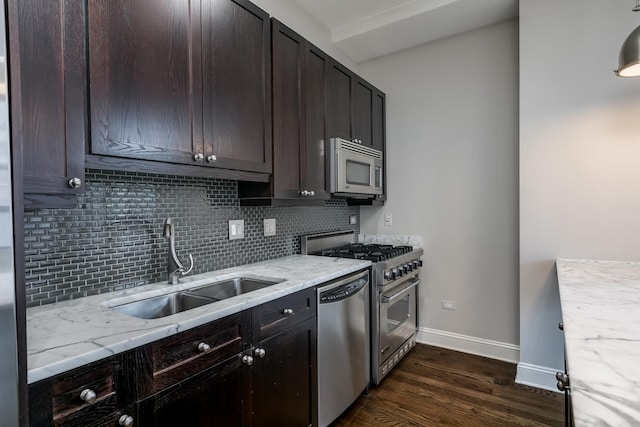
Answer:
27;255;371;384
556;258;640;426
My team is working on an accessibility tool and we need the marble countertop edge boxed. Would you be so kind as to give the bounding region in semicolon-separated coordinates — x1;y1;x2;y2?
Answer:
556;258;640;427
27;255;371;384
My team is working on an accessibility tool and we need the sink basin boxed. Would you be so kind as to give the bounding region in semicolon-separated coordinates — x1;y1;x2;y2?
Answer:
108;277;283;319
187;277;282;301
111;292;214;319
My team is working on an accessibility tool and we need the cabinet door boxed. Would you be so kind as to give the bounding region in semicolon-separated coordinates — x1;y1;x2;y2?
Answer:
88;0;199;165
303;44;330;200
252;317;317;427
9;0;87;208
327;60;354;141
271;19;304;198
137;355;248;427
372;90;386;153
201;0;271;173
353;79;374;148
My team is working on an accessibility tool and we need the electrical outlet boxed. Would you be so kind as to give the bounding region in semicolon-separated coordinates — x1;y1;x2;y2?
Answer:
228;220;245;240
349;216;357;225
264;218;276;237
384;213;393;227
441;300;456;311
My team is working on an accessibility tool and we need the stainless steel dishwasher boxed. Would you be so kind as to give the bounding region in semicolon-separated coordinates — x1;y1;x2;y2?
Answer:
317;269;370;427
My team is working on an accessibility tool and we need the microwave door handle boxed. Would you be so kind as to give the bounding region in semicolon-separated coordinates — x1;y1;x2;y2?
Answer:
380;278;421;303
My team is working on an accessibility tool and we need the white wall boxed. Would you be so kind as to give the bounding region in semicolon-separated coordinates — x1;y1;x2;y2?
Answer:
359;20;520;361
250;0;358;71
518;1;640;389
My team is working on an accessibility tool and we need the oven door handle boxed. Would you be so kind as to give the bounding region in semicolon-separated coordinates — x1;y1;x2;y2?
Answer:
380;278;420;304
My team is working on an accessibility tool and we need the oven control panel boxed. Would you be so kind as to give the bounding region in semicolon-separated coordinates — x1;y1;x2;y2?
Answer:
383;258;423;283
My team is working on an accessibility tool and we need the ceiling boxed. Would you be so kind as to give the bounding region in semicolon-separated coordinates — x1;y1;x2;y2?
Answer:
291;0;519;63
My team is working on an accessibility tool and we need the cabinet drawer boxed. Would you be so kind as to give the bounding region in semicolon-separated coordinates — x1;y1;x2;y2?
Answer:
148;311;249;395
48;358;119;426
252;287;316;341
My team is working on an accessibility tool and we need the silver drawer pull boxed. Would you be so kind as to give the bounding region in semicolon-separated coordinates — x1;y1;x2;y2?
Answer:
193;153;204;161
242;355;254;365
79;388;96;403
254;348;266;358
197;342;210;353
283;308;294;317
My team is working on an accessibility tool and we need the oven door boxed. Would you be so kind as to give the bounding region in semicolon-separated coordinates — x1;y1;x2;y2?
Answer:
379;277;419;364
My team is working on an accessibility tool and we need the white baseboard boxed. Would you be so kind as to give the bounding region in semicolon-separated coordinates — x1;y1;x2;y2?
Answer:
416;327;520;363
515;362;561;393
416;327;561;392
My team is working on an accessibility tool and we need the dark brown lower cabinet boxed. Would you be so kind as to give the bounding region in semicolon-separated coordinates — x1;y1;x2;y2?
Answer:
28;355;134;427
136;355;248;427
252;317;317;427
29;288;318;427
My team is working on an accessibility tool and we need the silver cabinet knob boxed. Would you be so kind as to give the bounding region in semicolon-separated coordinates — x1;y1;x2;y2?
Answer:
283;308;294;317
242;355;254;366
558;322;564;331
68;177;82;188
254;348;266;358
206;154;217;163
79;388;96;403
197;342;210;353
309;190;315;197
193;153;204;161
119;414;134;427
300;190;308;196
556;372;570;391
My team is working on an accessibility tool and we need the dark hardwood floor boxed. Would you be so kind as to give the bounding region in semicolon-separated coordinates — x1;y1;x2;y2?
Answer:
333;344;564;427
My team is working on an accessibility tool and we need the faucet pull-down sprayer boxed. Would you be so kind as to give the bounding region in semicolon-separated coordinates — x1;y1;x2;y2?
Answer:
163;218;194;284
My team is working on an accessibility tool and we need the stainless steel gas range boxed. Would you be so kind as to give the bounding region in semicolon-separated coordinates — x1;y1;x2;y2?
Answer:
302;230;423;385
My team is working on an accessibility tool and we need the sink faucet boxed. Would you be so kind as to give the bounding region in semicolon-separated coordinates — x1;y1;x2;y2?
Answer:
163;218;194;284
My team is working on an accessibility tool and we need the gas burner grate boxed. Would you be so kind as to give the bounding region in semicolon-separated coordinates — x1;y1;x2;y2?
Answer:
312;243;414;262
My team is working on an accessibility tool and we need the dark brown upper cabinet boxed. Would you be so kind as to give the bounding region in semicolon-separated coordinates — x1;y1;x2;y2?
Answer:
327;60;354;142
8;0;88;209
239;19;329;204
327;61;386;152
88;0;271;174
372;90;386;153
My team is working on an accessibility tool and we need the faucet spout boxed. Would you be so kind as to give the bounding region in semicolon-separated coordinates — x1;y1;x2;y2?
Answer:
163;218;194;284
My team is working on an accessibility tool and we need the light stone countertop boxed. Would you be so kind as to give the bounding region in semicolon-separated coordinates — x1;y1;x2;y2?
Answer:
27;255;371;384
556;258;640;426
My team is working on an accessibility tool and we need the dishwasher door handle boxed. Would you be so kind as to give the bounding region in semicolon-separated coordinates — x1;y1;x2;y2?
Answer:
381;278;420;304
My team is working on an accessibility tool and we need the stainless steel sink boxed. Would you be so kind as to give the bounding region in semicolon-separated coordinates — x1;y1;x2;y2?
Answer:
187;277;282;301
111;292;214;319
109;277;283;319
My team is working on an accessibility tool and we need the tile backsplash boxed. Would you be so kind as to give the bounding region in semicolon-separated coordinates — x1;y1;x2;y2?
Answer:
24;170;360;307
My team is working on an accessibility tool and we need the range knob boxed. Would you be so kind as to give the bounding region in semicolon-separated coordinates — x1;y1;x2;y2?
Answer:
384;271;393;281
395;267;403;278
406;263;413;272
413;260;420;269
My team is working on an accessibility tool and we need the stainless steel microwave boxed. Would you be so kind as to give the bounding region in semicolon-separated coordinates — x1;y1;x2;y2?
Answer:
328;138;383;196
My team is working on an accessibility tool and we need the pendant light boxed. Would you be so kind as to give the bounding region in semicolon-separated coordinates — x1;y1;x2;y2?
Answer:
615;0;640;77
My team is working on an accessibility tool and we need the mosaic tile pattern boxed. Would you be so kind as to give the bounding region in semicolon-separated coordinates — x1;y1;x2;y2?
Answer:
24;170;360;307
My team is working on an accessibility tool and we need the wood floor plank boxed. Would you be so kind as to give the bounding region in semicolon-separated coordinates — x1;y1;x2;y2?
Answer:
332;344;564;427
